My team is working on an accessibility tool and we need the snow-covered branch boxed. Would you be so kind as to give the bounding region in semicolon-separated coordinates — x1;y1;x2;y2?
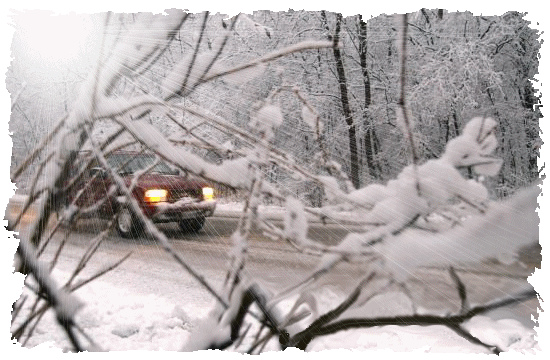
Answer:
286;288;537;352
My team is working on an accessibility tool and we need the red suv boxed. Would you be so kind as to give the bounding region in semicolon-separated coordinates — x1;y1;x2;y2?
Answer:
67;151;216;237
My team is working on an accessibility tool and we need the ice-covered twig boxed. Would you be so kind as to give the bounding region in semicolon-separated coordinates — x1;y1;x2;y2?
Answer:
71;251;133;291
8;187;46;232
165;113;247;159
61;125;130;198
26;150;55;201
447;323;501;354
164;13;241;99
106;99;366;214
18;11;116;256
10;81;26;111
47;228;70;272
182;281;280;351
11;302;48;342
16;237;84;351
8;150;57;233
15;215;128;349
225;101;283;294
10;115;66;181
292;87;354;192
167;11;209;99
249;299;318;355
449;266;470;315
99;11;187;97
97;40;333;119
21;306;48;347
77;187;118;217
11;296;27;326
65;229;107;288
36;145;124;260
203;40;334;83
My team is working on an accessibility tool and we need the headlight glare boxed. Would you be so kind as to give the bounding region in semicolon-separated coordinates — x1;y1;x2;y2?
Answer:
144;189;168;203
202;187;214;201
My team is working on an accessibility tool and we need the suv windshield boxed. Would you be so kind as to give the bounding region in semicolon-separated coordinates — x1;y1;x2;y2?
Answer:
106;154;176;175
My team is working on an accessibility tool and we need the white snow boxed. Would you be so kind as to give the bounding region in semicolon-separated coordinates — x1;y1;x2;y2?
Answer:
10;262;539;354
372;185;540;282
319;175;345;204
283;196;309;245
250;103;283;140
462;117;497;144
15;269;195;351
219;62;266;86
307;323;531;353
216;200;286;217
463;316;538;352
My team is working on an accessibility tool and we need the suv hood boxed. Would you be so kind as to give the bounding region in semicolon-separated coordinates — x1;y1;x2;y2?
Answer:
124;174;208;191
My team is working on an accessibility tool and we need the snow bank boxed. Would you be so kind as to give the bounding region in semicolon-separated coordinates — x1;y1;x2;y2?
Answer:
15;269;194;351
12;268;538;354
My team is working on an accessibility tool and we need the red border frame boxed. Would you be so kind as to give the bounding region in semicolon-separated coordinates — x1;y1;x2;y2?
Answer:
0;0;549;359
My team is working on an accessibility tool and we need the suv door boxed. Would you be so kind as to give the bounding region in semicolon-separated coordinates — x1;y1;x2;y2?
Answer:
75;158;117;218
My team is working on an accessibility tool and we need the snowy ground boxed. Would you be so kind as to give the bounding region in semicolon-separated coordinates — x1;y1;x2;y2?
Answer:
12;265;539;354
213;200;288;220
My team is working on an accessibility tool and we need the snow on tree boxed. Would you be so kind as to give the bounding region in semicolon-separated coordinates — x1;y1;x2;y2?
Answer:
7;9;540;354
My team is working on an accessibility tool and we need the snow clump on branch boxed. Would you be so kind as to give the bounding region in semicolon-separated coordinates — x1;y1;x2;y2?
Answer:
348;117;502;218
284;196;309;245
250;103;283;141
316;117;507;278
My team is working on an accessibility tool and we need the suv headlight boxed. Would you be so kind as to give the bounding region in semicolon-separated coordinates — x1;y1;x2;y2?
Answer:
202;187;214;201
144;189;168;203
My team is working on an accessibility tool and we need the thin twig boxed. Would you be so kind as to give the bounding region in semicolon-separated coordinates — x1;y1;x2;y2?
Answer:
71;252;133;291
449;266;470;314
48;230;70;272
449;323;500;354
21;306;47;347
289;289;536;350
73;322;103;351
286;271;377;349
11;295;28;325
11;116;66;181
175;11;209;98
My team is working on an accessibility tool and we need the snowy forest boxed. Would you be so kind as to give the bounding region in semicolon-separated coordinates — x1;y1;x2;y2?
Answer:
5;8;543;354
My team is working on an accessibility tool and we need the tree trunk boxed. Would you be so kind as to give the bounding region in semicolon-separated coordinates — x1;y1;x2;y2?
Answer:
452;109;460;137
358;15;380;179
440;115;450;143
322;11;360;189
520;83;536;110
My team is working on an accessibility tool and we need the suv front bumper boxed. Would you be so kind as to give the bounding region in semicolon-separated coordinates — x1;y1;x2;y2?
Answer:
149;200;217;223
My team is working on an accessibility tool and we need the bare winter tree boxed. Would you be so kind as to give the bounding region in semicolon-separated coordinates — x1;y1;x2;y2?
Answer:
8;10;540;353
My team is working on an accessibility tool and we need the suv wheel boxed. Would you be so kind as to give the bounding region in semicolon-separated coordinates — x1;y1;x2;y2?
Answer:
179;217;205;233
117;207;141;238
